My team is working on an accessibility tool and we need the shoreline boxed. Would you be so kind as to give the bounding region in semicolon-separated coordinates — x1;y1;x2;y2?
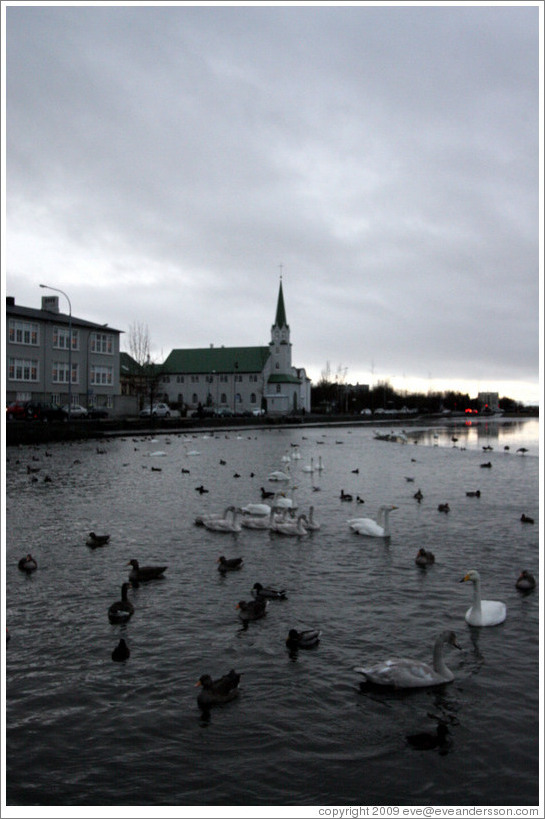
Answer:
5;410;537;447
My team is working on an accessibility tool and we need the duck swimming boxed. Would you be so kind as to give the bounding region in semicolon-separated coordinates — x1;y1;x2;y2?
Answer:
196;669;241;709
466;490;481;497
18;554;37;572
406;723;450;752
87;532;110;547
515;570;536;591
108;583;134;623
112;638;130;662
520;514;534;524
354;630;461;689
236;599;268;621
415;548;435;566
460;570;506;626
251;582;287;600
127;559;167;583
286;629;321;650
218;556;243;573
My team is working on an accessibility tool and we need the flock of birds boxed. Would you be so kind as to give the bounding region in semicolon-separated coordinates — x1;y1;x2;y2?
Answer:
11;427;537;735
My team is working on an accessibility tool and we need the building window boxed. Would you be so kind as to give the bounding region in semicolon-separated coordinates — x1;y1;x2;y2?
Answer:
235;374;243;382
8;357;39;382
275;363;279;369
220;393;227;404
90;332;113;354
52;361;79;384
177;393;184;405
192;393;198;404
276;384;281;393
162;376;171;384
176;375;184;383
53;326;79;351
9;320;39;346
90;365;113;386
191;375;199;383
220;375;228;383
250;393;257;404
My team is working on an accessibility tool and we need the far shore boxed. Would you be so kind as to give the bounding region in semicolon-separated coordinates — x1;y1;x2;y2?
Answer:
5;409;538;447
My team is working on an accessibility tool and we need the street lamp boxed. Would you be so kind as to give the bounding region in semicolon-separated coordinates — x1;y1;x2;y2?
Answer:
40;284;72;420
233;361;239;413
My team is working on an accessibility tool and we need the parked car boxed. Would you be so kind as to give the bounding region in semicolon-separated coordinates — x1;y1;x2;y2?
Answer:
360;408;372;416
87;407;109;419
6;402;27;421
216;407;234;417
139;402;172;418
62;404;88;418
24;402;69;422
252;408;265;416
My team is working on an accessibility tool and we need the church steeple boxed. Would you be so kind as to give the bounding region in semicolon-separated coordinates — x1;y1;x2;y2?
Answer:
275;278;288;329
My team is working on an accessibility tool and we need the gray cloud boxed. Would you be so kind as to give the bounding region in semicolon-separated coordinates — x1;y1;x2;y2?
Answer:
5;4;540;401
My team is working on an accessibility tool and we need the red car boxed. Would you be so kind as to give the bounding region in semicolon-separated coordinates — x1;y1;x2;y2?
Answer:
6;402;27;421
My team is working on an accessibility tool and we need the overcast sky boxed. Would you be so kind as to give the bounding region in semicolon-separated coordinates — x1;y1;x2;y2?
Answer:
4;3;541;403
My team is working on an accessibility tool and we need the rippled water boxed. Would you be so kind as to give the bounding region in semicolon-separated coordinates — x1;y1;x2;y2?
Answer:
4;418;540;807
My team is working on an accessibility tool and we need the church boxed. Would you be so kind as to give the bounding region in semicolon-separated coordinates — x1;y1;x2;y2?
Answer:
158;279;311;416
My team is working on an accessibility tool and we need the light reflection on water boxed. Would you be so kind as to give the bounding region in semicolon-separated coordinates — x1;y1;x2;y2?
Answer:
5;418;540;807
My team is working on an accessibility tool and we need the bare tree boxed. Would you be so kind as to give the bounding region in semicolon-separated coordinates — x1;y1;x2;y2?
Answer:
125;321;162;411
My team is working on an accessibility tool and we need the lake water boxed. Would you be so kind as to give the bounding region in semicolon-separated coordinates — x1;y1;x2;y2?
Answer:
3;417;541;811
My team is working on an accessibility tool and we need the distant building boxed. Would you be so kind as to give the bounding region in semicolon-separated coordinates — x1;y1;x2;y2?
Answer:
478;392;500;412
159;280;311;416
5;295;122;412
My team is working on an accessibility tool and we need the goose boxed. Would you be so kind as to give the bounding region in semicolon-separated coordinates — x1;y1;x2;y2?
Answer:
438;503;450;513
406;723;450;752
413;489;423;502
354;630;461;688
127;559;167;583
108;583;134;623
236;598;268;621
273;513;309;537
18;554;37;572
260;487;275;499
348;505;398;537
196;669;241;709
112;638;130;662
480;462;492;469
286;629;321;650
515;570;536;591
340;489;353;501
520;514;534;524
459;570;506;626
204;506;243;533
251;582;287;600
86;532;110;548
217;555;243;573
415;548;435;566
466;490;481;497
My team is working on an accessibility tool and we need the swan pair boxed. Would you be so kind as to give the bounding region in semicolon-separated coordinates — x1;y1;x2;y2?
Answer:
348;505;398;537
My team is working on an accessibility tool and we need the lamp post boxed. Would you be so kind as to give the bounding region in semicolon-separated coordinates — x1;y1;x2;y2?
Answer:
233;361;239;413
40;284;72;420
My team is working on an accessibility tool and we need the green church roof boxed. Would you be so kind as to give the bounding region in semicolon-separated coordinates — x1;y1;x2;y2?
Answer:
162;346;270;374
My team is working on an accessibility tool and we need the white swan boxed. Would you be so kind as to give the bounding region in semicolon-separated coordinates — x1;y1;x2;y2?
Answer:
316;455;324;471
195;506;234;526
302;457;314;473
273;513;309;537
204;506;243;533
305;505;321;531
275;486;298;511
354;630;461;688
460;570;506;626
241;502;272;517
268;469;291;482
348;505;398;537
241;507;278;530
